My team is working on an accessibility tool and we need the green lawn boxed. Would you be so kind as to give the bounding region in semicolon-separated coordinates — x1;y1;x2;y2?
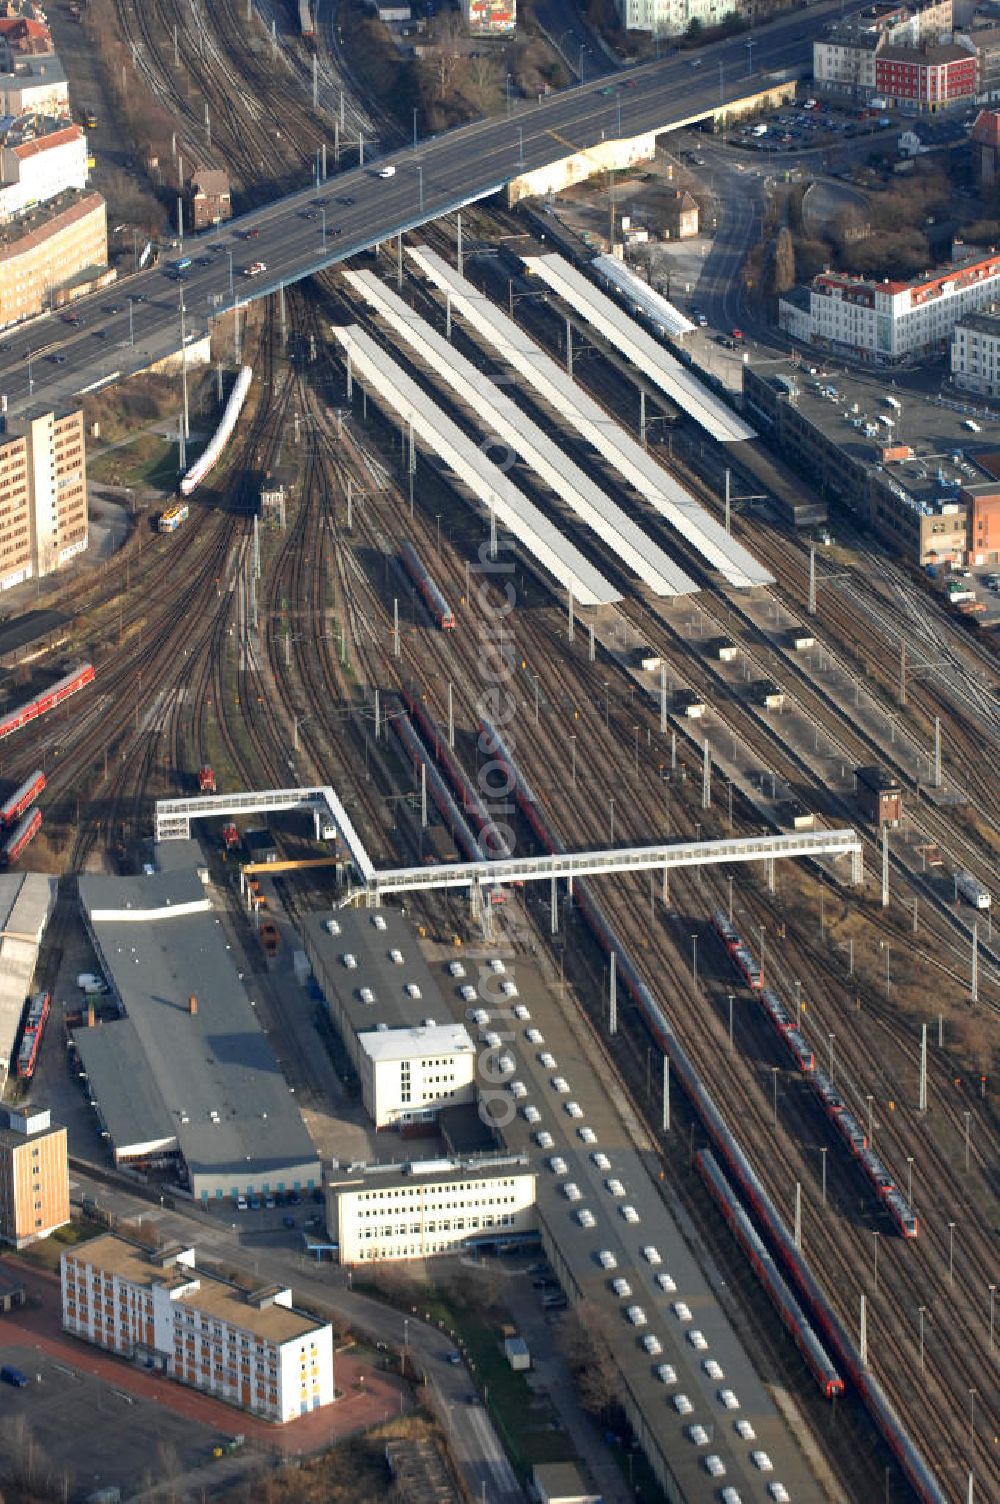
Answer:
357;1279;576;1480
16;1216;105;1272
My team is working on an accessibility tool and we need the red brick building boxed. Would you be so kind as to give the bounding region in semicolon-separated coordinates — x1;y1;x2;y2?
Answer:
875;41;976;109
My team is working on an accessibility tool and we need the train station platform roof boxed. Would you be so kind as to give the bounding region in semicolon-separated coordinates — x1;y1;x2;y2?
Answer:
344;268;698;599
407;246;772;591
332;323;620;608
527;252;755;443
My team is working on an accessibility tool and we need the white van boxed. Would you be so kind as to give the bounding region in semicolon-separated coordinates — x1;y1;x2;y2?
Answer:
77;973;107;995
378;165;396;178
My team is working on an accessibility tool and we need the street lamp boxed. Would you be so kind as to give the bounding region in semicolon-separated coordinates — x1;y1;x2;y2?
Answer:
413;106;419;150
609;797;615;845
745;35;755;78
828;1033;835;1082
517;125;524;169
820;1145;827;1206
578;43;588;80
226;247;235;301
569;734;577;788
416;163;424;214
771;1065;779;1127
948;1221;956;1286
506;72;512;116
691;934;698;984
906;1155;914;1206
989;1283;996;1354
872;1230;879;1291
727;992;734;1051
320;205;327;250
127;296;135;347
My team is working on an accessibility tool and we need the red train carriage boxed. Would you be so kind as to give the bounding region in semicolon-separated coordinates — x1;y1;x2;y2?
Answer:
400;541;455;630
0;664;94;741
16;990;50;1079
3;806;41;864
0;770;45;825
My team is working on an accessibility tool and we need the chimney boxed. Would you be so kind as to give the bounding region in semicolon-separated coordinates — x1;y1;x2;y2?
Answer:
87;1001;95;1028
188;994;198;1016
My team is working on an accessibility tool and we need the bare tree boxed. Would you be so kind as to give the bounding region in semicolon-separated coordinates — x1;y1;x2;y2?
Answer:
423;12;465;102
559;1302;621;1419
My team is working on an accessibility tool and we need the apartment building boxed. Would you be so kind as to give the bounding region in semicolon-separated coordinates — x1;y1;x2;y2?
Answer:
0;188;107;327
61;1236;334;1421
779;251;1000;363
0;121;88;219
952;309;1000;395
614;0;737;36
327;1157;536;1263
0;1105;69;1248
813;0;953;98
0;407;87;590
874;40;976;108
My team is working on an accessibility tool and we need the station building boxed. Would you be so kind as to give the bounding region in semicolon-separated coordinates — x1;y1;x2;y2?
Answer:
326;1156;536;1263
61;1235;334;1421
0;1104;69;1248
301;908;477;1131
72;870;320;1203
743;357;1000;566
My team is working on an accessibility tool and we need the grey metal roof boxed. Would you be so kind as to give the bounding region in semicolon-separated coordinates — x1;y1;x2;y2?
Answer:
152;837;209;873
302;907;463;1039
74;1019;176;1157
74;874;318;1184
80;869;206;916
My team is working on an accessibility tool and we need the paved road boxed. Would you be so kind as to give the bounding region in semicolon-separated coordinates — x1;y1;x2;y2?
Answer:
1;0;859;419
69;1164;523;1504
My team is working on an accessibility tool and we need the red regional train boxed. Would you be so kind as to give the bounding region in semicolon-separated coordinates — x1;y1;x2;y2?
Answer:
711;910;917;1239
2;806;42;864
16;989;50;1079
0;770;44;826
0;664;94;741
480;712;941;1503
400;541;455;630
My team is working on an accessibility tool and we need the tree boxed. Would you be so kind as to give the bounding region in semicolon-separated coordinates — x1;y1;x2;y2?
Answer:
767;226;796;300
560;1302;623;1420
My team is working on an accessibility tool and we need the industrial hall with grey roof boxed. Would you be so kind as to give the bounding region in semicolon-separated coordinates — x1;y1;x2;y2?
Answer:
73;870;319;1201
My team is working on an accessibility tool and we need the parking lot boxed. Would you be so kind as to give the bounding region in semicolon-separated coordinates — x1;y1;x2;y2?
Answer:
0;1341;220;1501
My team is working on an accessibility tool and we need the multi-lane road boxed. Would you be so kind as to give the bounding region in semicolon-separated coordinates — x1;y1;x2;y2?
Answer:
3;0;855;418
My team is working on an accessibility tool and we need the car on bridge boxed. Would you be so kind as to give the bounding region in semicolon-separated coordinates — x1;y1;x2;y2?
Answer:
244;262;267;278
378;165;396;178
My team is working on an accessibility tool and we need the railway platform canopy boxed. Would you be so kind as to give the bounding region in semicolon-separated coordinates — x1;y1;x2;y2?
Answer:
590;254;696;341
332;323;621;607
343;268;699;599
525;252;756;445
407;247;773;591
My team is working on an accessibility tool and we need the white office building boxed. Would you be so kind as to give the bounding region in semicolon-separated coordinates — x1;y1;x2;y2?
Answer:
62;1236;334;1421
327;1157;537;1263
358;1023;477;1129
779;251;1000;362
